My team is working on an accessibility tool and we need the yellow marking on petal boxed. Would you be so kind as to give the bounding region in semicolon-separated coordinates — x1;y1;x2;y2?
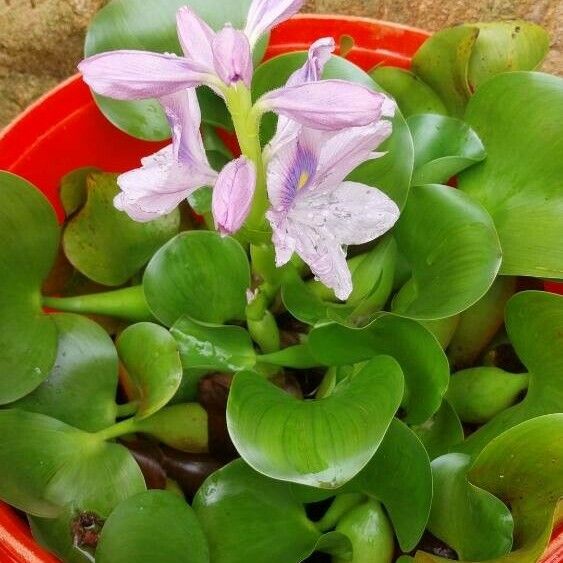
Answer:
298;171;310;189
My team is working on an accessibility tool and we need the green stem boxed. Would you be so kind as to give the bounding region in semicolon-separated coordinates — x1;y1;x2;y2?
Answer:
43;286;154;322
247;309;281;354
315;493;365;532
95;417;139;442
258;344;320;369
116;401;139;418
224;85;269;240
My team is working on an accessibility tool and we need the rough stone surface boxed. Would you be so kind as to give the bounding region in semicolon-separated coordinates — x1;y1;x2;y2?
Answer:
0;0;561;128
0;0;107;128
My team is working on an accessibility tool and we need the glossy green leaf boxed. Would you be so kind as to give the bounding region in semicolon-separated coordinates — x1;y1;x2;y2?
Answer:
370;67;447;118
417;415;563;563
334;499;395;563
60;167;100;216
85;0;268;139
193;459;320;563
292;419;432;552
63;172;180;286
143;231;250;326
253;53;414;209
227;357;404;488
308;314;449;424
355;419;432;552
0;172;59;404
0;409;145;518
347;237;398;323
446;367;529;424
11;314;118;432
458;72;563;277
412;25;478;116
171;316;256;372
467;22;549;90
458;291;563;456
392;183;502;320
468;415;563;563
116;322;183;419
428;453;513;560
281;269;351;326
96;490;209;562
408;114;485;185
448;276;516;370
315;531;353;559
411;22;548;117
411;400;464;460
420;315;460;350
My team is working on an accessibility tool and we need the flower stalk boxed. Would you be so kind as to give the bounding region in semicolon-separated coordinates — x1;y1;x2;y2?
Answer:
224;85;269;239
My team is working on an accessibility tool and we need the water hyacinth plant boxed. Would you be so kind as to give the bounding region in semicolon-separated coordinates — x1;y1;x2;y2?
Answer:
0;0;562;561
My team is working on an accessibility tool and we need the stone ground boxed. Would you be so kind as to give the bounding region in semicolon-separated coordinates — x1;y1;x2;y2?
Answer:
0;0;561;128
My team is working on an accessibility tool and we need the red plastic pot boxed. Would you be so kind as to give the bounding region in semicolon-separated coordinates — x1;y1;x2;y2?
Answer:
0;13;560;563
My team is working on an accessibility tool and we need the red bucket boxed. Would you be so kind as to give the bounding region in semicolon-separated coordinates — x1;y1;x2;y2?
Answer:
0;14;560;563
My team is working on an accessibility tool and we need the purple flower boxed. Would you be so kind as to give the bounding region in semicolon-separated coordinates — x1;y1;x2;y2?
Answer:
114;89;217;222
266;125;400;300
244;0;305;48
212;157;257;235
254;36;391;132
262;41;399;300
79;0;305;97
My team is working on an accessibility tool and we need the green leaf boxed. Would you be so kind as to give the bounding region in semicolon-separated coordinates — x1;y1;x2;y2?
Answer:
411;22;548;117
143;231;250;326
308;314;449;424
468;414;563;563
292;419;432;552
333;499;395;563
0;409;145;518
411;400;464;460
416;415;563;562
354;419;432;552
458;291;563;456
408;114;485;185
60;167;100;216
347;237;398;323
314;531;353;559
467;22;550;91
281;269;352;326
446;367;529;424
253;53;414;210
412;25;479;116
428;453;514;560
96;490;209;562
458;72;563;278
420;315;460;350
85;0;268;139
171;316;256;372
193;459;320;563
370;67;447;118
448;276;516;370
227;357;404;488
392;183;502;320
63;172;180;286
116;322;183;419
0;172;59;404
11;314;118;432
